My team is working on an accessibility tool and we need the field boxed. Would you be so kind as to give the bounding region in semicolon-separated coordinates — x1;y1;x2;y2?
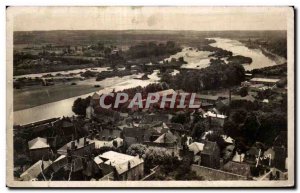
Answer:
13;84;100;111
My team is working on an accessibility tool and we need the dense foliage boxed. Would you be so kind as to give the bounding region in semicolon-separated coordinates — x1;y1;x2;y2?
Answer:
163;63;245;92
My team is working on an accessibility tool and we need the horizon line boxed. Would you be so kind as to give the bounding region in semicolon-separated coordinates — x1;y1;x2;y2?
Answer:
14;29;287;32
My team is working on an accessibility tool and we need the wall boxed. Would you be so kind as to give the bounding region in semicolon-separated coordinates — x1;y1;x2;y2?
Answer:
191;164;247;181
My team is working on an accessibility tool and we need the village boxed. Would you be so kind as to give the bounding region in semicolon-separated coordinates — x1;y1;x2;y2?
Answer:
13;70;288;181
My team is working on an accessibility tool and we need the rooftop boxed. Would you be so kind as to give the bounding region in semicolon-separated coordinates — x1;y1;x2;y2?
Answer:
57;137;94;155
155;89;176;97
28;137;50;150
250;78;280;83
203;111;227;119
20;160;53;181
154;131;177;144
188;142;205;155
99;151;144;174
196;94;219;101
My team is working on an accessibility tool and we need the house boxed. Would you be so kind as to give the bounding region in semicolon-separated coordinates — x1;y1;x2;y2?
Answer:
93;137;123;149
59;118;75;136
91;92;100;106
222;144;235;163
139;113;170;125
196;94;220;105
249;78;280;87
20;160;53;181
99;151;144;181
188;142;205;155
48;153;101;180
272;131;287;171
146;130;179;148
203;111;228;131
232;152;245;163
262;148;275;167
86;105;95;119
28;137;51;162
57;137;95;157
188;142;205;164
122;127;153;147
245;146;261;165
256;167;288;181
273;146;287;171
200;141;220;169
167;123;189;135
94;128;122;141
223;161;251;178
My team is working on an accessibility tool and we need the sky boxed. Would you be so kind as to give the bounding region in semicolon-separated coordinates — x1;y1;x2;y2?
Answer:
9;7;290;31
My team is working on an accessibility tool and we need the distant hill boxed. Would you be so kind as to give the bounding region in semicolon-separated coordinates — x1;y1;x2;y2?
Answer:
13;30;287;46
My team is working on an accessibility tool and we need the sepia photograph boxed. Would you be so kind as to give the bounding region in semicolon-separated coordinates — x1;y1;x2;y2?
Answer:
6;6;294;188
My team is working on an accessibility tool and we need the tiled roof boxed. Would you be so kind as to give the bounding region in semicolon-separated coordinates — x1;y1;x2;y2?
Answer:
154;131;177;144
28;137;50;150
57;137;94;155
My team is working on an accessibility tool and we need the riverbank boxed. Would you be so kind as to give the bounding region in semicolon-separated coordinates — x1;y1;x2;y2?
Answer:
13;84;101;111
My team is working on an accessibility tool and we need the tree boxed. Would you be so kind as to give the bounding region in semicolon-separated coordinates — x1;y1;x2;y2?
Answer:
206;133;227;151
239;87;248;97
231;109;247;124
171;113;189;124
240;112;260;145
223;120;240;138
72;96;91;116
191;121;206;140
126;144;147;157
144;147;177;174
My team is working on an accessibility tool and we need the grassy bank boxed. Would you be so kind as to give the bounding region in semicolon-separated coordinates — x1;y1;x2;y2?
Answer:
13;84;100;111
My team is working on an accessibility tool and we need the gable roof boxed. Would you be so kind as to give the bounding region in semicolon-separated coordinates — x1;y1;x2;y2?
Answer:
232;152;245;163
155;89;176;97
196;94;219;101
92;92;100;100
188;142;205;155
99;151;144;175
20;160;52;181
57;137;94;155
28;137;50;150
154;131;177;144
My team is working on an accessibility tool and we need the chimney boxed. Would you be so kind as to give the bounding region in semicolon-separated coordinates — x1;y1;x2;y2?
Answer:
229;89;232;105
128;161;131;170
71;141;75;150
220;158;224;169
84;137;87;146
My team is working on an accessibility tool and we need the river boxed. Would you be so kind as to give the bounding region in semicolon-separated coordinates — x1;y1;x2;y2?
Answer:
13;70;160;125
13;37;284;125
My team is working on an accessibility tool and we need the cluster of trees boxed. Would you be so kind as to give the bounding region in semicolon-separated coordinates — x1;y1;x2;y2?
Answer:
263;37;287;58
71;83;165;115
250;64;287;76
127;41;181;59
95;70;133;81
162;63;245;92
72;96;91;116
223;108;287;152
